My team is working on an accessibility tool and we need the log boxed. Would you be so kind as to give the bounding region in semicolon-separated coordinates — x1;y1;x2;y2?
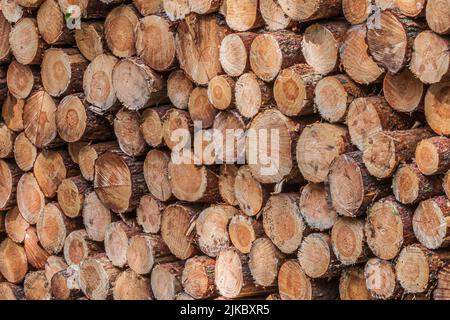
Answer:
68;141;89;165
235;72;272;118
112;57;166;111
299;183;337;231
426;0;450;34
314;74;365;123
363;129;434;179
16;172;44;224
163;0;190;21
140;105;171;148
160;203;199;260
6;61;38;100
136;194;165;234
24;270;51;300
0;238;28;283
396;0;426;17
78;141;119;181
0;122;15;158
0;11;10;63
51;265;83;300
262;193;306;254
143;149;172;202
339;266;371;300
331;217;369;265
229;214;263;254
37;0;74;45
212;110;246;163
5;206;29;243
56;94;113;143
176;13;229;85
82;191;112;242
188;0;221;14
222;0;263;32
410;31;450;84
127;234;174;275
113;268;152;300
104;5;139;58
167;69;193;109
79;254;120;300
1;0;24;23
302;21;348;75
14;132;37;172
0;282;25;300
83;54;118;113
327;151;389;217
74;21;105;61
133;0;163;16
395;244;445;293
274;64;321;117
249;31;304;82
298;233;341;279
416;137;450;175
364;258;401;300
207;74;235;110
188;87;218;128
219;32;257;77
63;229;101;265
218;164;238;206
94;151;147;213
181;255;216;299
135;15;177;72
234;165;268;217
278;260;338;300
9;18;44;65
433;262;450;300
23;90;57;148
23;226;50;269
340;24;384;84
392;163;443;204
114;108;146;156
44;255;67;282
413;196;450;250
277;0;342;22
297;122;352;183
104;221;140;268
259;0;293;31
150;261;184;300
196;205;237;257
365;196;415;260
342;0;372;24
424;81;450;135
2;93;24;132
248;237;284;287
383;68;424;113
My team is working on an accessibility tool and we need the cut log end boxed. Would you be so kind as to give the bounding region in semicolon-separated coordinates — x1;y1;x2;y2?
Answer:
299;183;337;231
364;258;399;300
331;218;367;266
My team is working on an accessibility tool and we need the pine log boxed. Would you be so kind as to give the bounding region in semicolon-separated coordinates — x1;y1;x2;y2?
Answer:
278;260;339;300
363;129;434;179
143;149;172;202
150;261;184;300
82;191;112;242
0;122;15;158
9;18;45;65
331;217;369;265
248;237;284;287
78;141;119;181
6;61;38;100
136;194;165;234
63;229;101;265
259;0;293;31
0;282;25;300
249;31;304;82
234;165;268;217
135;15;177;72
218;164;238;206
23;90;57;148
2;93;24;132
24;270;51;300
5;206;29;243
0;238;28;283
212;110;246;163
104;5;138;58
207;74;235;110
112;57;166;111
167;69;193;109
51;265;83;300
426;0;450;34
1;0;24;23
314;74;365;123
23;226;50;269
416;137;450;175
392;163;443;204
413;196;450;250
114;108;146;156
176;13;229;85
133;0;163;16
163;0;190;21
396;0;426;17
127;234;174;275
37;0;74;45
365;196;414;260
16;172;44;224
299;183;337;231
189;0;222;14
160;203;199;260
94;151;147;213
44;255;67;282
339;266;371;300
140;105;171;148
229;214;263;254
113;268;152;300
196;205;237;257
410;31;450;84
222;0;263;31
192;128;218;165
16;0;44;7
433;262;450;300
340;24;384;84
14;133;36;172
326;151;389;217
219;32;257;77
58;0;117;18
68;141;89;165
74;21;105;62
274;64;320;117
364;258;402;300
262;193;306;254
182;255;216;299
297;122;352;183
104;221;140;268
0;11;10;63
188;87;218;128
235;72;272;118
343;0;372;24
79;254;120;300
83;54;118;113
302;21;348;75
424;81;450;135
383;68;424;112
277;0;342;22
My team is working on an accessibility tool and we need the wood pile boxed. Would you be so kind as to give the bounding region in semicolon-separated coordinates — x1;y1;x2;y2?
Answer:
0;0;449;300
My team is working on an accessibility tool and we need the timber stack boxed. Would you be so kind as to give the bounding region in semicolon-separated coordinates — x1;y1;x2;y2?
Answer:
0;0;449;300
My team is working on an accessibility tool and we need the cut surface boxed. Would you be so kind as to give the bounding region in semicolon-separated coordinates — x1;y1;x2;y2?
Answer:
413;198;449;249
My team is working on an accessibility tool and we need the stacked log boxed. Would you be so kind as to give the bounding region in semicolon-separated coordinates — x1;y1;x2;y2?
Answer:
0;0;448;301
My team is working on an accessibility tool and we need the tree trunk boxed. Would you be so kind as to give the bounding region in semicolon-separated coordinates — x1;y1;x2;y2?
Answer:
433;262;450;300
331;217;369;265
383;68;424;113
113;268;152;300
424;81;450;135
182;255;217;299
219;32;257;77
150;261;184;300
278;0;342;22
167;69;193;109
136;194;165;234
416;137;450;175
16;172;44;224
24;270;51;300
63;229;101;265
222;0;263;31
364;258;402;300
9;18;45;65
0;238;28;284
229;213;263;254
82;191;112;242
45;255;68;283
104;5;139;58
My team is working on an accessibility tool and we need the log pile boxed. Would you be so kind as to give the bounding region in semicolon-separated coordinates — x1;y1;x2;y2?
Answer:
0;0;449;300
